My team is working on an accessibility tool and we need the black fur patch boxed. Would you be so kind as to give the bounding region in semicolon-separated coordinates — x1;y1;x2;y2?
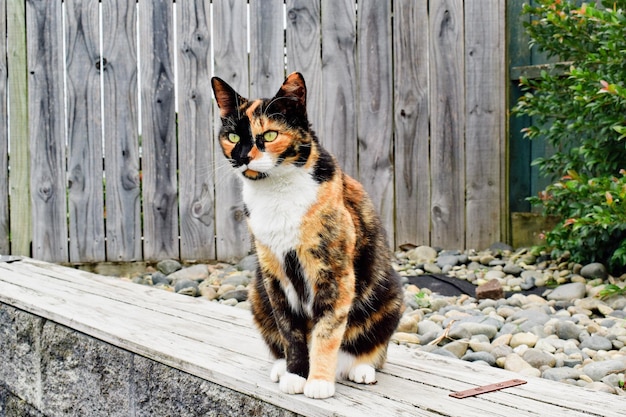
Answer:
312;146;336;183
283;250;311;307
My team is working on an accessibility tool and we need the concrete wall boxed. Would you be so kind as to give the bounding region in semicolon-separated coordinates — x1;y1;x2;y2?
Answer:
0;303;298;417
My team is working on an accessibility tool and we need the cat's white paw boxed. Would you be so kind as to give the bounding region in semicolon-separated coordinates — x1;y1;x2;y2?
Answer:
304;379;335;399
270;359;287;382
279;372;306;395
348;364;376;384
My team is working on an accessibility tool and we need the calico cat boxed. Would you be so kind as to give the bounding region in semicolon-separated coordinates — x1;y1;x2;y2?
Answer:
211;73;403;399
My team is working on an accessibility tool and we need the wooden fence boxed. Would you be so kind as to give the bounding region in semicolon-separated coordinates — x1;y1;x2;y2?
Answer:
0;0;506;264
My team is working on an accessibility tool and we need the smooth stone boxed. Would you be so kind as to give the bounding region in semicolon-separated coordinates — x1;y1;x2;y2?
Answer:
521;270;543;281
580;263;608;280
510;310;552;326
157;259;182;275
554;321;583;341
235;301;251;310
485;270;505;280
454;322;498;339
503;353;534;373
392;332;421;345
442;340;469;358
217;284;237;296
417;320;443;336
199;283;218;300
547;283;586;302
510;332;539;348
437;255;459;268
480;255;495;265
407;246;437;263
397;316;419;333
150;272;170;285
423;263;442;274
221;273;251;287
236;254;258;271
462;351;496;366
168;264;210;283
419;331;440;345
541;367;582;381
491;344;514;359
582;360;626;381
447;326;472;340
174;279;199;296
503;263;523;275
534;338;557;353
522;348;556;368
579;335;613;351
219;289;249;302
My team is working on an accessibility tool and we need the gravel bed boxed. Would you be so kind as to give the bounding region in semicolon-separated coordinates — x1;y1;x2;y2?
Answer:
107;243;626;395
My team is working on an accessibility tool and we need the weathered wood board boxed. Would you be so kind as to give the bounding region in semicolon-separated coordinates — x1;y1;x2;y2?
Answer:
286;0;323;135
393;0;431;247
429;0;466;249
464;0;507;249
6;0;30;257
176;0;216;261
139;0;179;260
26;0;68;262
320;0;357;179
101;0;142;262
65;0;106;263
0;258;620;417
0;0;8;254
249;0;285;98
212;0;250;262
357;0;395;243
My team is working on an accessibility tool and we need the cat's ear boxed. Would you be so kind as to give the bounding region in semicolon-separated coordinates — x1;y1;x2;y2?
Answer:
275;72;307;110
211;77;246;118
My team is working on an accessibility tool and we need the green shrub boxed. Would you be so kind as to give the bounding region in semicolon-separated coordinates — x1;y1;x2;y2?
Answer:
514;0;626;273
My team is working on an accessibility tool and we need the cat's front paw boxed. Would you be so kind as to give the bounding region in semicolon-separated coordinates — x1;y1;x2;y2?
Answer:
348;364;376;384
279;372;306;395
270;359;287;382
304;379;335;399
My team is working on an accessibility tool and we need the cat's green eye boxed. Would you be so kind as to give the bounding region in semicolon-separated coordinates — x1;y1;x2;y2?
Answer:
228;133;240;143
263;131;278;142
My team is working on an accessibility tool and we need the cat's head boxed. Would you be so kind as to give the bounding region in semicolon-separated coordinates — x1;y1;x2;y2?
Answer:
211;72;313;180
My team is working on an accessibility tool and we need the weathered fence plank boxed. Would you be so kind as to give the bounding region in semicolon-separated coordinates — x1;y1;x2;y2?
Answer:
393;0;431;247
101;0;142;262
213;0;250;261
139;0;179;261
286;0;323;135
429;0;466;249
0;0;8;254
65;0;105;263
249;0;285;98
357;0;395;242
465;1;507;249
320;0;357;178
177;0;216;261
27;0;68;262
7;0;30;256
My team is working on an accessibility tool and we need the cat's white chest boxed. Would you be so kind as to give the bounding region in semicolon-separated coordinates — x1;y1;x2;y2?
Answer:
242;167;319;260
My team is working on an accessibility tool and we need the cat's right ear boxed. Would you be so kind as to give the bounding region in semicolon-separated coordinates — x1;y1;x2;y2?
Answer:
211;77;246;118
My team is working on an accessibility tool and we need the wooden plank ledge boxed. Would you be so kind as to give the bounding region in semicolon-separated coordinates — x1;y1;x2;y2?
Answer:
0;257;621;416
